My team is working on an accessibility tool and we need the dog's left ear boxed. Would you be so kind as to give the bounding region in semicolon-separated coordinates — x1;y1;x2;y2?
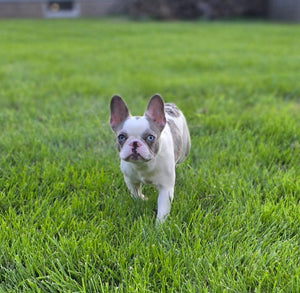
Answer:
145;94;166;131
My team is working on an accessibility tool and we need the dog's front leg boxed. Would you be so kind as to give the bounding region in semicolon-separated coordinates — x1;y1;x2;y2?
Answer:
124;177;148;201
156;186;174;224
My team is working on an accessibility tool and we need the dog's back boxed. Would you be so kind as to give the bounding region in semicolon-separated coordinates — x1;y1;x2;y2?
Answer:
165;103;191;165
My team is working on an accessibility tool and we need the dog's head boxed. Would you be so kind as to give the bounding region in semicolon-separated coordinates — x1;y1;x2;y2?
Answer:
110;94;166;162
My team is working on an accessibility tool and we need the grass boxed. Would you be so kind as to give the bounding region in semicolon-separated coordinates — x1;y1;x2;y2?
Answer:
0;18;299;292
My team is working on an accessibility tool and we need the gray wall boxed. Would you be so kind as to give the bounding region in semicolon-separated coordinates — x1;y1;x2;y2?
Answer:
1;0;300;21
0;1;44;18
0;0;120;18
269;0;300;21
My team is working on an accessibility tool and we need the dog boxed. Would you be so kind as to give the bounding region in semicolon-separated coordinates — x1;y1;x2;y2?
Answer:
110;94;191;223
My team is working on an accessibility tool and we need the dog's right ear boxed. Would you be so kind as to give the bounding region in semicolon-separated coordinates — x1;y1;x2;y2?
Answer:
110;95;130;131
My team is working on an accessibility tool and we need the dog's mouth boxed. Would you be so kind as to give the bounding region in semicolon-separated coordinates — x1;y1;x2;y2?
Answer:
124;153;150;162
124;148;152;162
127;146;145;162
120;143;153;163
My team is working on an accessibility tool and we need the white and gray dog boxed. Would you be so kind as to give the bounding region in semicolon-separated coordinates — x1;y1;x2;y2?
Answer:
110;94;191;223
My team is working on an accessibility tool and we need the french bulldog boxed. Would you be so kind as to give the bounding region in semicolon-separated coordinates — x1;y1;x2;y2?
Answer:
110;94;191;223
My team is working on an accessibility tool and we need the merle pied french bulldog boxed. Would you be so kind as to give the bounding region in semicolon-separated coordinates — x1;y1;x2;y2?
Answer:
110;94;191;223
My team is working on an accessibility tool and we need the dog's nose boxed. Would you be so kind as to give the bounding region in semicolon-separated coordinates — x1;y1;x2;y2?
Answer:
131;141;141;148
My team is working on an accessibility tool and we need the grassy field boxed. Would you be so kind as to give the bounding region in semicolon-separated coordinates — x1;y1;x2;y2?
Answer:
0;18;299;292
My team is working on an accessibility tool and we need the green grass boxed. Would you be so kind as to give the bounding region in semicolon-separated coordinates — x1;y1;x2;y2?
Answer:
0;18;299;292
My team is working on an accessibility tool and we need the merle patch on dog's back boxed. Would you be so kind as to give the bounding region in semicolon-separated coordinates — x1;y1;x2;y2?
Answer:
167;119;182;163
165;103;181;118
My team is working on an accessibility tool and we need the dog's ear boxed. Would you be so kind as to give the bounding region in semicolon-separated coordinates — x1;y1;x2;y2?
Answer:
145;94;166;131
110;95;130;131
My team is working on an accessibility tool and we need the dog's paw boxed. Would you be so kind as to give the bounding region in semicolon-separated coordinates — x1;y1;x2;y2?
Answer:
140;194;148;201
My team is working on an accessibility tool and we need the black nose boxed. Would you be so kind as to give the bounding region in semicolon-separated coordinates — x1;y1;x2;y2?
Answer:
133;141;138;148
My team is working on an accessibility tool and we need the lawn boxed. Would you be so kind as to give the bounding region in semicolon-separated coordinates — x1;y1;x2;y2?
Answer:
0;18;299;292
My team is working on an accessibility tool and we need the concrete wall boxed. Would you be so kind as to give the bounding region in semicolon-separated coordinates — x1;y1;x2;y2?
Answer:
0;1;44;18
80;0;118;17
0;0;119;18
269;0;300;21
1;0;300;21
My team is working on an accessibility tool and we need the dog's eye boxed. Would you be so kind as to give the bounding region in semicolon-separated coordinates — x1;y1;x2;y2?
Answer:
147;135;155;142
118;134;127;142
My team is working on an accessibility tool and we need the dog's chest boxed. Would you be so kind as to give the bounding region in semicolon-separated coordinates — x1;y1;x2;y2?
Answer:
121;158;171;186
